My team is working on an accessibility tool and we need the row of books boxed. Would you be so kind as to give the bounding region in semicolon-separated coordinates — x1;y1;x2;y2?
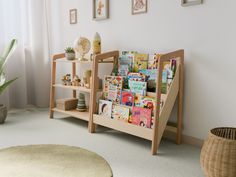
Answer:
98;51;177;129
118;51;176;94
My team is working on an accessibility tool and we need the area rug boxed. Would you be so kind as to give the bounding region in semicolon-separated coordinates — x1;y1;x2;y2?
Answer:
0;144;113;177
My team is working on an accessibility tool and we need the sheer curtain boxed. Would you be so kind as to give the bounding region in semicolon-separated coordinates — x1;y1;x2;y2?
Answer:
0;0;51;108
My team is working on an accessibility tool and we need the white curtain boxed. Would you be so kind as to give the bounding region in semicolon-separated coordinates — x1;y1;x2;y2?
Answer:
0;0;51;108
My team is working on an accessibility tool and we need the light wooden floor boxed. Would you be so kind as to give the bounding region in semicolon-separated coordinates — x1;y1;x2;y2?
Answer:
0;108;204;177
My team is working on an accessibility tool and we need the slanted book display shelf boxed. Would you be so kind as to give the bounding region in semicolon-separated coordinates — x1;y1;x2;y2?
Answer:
89;50;184;155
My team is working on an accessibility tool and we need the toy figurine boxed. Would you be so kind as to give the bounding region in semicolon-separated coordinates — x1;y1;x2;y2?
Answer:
62;74;72;86
72;75;80;86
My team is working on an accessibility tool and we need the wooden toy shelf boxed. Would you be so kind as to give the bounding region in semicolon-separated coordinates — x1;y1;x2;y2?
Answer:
89;50;184;155
49;53;92;121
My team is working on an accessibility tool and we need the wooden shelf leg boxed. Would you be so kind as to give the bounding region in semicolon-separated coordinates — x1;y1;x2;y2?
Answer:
72;62;76;98
177;55;184;144
49;60;57;119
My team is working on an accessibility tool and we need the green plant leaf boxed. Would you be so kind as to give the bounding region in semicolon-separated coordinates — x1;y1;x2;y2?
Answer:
0;77;18;95
0;39;18;73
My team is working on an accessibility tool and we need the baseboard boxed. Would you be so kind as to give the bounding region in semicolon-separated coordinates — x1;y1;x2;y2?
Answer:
164;130;204;147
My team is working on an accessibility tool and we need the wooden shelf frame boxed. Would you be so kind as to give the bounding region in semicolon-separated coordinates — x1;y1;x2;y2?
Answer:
49;53;91;122
89;50;184;155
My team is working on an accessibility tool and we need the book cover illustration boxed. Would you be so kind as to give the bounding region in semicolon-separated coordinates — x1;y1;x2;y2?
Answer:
134;94;143;107
118;54;133;76
131;107;152;128
139;69;168;94
141;96;156;113
148;53;162;69
98;100;113;118
129;81;147;96
113;105;130;122
162;70;168;94
133;53;148;72
121;91;135;107
104;76;123;104
128;72;146;89
121;51;138;69
128;72;146;82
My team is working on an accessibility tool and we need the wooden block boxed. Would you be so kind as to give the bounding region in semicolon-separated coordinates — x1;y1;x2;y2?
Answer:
56;98;78;111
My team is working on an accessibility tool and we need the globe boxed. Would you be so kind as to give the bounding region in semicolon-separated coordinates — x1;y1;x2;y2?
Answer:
74;37;91;61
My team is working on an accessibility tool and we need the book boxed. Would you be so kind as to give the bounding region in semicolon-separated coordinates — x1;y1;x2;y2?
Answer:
148;53;162;69
139;69;168;94
148;54;158;69
104;76;123;104
128;72;146;82
98;100;113;118
141;96;156;112
127;72;147;89
129;81;147;96
121;51;138;69
133;53;148;72
112;105;130;122
162;70;168;94
118;54;133;76
121;91;135;107
131;107;152;128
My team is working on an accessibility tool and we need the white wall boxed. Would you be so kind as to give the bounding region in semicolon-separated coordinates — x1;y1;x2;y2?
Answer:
50;0;236;140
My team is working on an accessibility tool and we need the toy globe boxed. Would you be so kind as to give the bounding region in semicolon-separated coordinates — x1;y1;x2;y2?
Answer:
74;37;91;61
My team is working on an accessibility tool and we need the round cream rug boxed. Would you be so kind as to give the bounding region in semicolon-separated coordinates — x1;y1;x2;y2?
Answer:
0;145;112;177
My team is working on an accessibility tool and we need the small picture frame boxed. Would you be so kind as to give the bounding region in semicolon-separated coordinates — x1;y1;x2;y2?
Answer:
132;0;148;15
93;0;109;21
181;0;203;7
70;9;77;24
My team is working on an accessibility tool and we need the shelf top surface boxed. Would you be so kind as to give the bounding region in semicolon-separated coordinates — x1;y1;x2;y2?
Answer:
54;58;92;63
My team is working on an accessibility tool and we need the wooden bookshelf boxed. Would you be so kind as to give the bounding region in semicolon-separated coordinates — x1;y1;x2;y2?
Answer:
49;53;92;123
89;50;184;155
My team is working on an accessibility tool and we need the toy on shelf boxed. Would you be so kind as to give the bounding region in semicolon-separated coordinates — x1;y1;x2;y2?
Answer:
77;93;87;112
74;37;91;61
93;32;101;55
72;75;81;86
62;74;72;86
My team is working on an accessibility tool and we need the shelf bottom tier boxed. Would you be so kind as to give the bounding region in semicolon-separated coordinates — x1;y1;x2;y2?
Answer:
93;114;153;140
52;108;89;121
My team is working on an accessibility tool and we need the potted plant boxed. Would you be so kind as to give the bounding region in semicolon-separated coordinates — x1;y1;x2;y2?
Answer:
65;47;75;60
0;39;18;124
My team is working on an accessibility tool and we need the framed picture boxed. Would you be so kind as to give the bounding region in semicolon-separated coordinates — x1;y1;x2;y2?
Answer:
93;0;109;21
70;9;77;24
132;0;148;15
181;0;203;7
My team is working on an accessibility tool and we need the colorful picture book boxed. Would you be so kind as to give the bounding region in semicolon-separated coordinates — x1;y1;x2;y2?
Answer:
104;76;123;104
141;96;156;113
129;81;147;96
128;72;146;82
118;54;133;76
113;105;130;122
139;69;168;94
131;107;152;128
98;100;113;118
134;94;143;107
121;91;135;107
148;54;162;69
121;51;137;69
133;53;148;72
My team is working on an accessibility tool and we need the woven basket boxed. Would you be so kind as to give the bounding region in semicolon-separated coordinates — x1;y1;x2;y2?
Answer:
200;127;236;177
